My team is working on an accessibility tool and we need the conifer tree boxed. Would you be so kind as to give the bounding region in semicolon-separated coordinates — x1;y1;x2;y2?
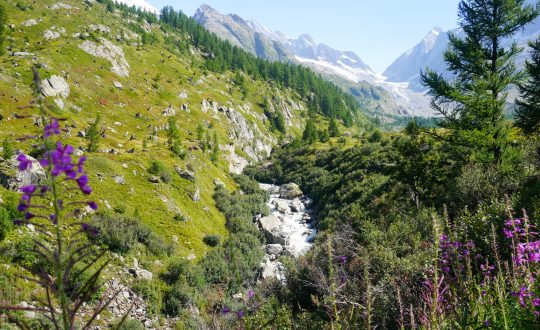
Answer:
328;118;340;137
516;38;540;134
421;0;539;164
86;114;103;153
0;5;5;56
302;119;319;144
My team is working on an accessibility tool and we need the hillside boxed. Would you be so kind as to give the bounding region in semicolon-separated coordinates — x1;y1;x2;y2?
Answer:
0;0;372;327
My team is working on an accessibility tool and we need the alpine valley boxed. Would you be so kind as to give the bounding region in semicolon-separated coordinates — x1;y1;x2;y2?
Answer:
2;0;540;329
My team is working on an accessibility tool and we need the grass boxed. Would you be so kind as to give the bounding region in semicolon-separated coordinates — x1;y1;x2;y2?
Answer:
0;0;311;314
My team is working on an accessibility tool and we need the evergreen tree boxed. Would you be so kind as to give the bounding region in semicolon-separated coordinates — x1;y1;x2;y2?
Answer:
516;38;540;134
302;119;319;144
319;129;330;143
86;114;103;153
328;118;340;137
421;0;539;164
196;123;205;141
211;131;219;164
167;117;180;148
0;5;5;56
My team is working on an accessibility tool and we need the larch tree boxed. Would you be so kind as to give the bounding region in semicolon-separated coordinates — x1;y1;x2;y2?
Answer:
421;0;539;164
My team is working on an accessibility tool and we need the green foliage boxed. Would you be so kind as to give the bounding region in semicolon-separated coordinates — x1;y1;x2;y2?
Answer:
421;0;539;164
2;139;14;159
210;131;219;164
318;129;329;143
0;4;6;56
148;160;172;183
302;119;319;144
115;318;145;330
90;214;173;255
202;234;221;247
0;206;11;242
132;279;165;316
86;114;102;153
167;117;186;159
159;6;363;125
328;118;340;137
516;38;540;134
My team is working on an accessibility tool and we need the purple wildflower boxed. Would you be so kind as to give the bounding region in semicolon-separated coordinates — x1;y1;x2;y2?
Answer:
247;289;255;300
87;201;98;210
17;154;32;171
221;306;230;314
236;310;245;319
44;119;61;138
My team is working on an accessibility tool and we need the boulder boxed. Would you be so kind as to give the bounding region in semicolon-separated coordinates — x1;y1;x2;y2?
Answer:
113;81;123;89
162;105;176;116
148;175;160;183
176;167;195;182
266;244;283;256
291;198;303;212
279;183;303;199
0;155;46;191
273;199;289;214
44;29;61;40
79;38;130;77
41;75;70;98
259;215;288;245
192;187;200;202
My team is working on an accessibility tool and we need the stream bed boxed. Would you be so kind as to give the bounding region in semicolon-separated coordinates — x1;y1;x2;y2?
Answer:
257;183;317;281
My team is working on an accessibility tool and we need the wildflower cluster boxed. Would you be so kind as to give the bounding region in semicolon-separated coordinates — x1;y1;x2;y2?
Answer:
15;120;97;233
0;68;117;329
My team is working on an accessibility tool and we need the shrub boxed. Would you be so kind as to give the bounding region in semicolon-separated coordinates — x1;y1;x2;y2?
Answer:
90;215;172;255
0;206;11;241
203;234;221;247
116;318;145;330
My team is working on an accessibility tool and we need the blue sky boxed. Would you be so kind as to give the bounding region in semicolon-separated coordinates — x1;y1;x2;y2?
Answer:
147;0;461;73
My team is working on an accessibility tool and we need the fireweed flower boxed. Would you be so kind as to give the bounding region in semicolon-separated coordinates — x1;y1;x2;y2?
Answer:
44;118;61;138
17;154;32;171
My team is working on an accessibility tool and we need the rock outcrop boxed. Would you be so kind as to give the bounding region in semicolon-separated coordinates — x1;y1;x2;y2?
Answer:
41;75;70;98
79;38;130;77
0;155;46;191
279;183;303;199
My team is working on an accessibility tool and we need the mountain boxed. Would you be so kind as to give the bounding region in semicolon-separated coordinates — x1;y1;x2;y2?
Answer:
385;16;540;93
192;4;433;119
383;27;454;91
192;4;289;61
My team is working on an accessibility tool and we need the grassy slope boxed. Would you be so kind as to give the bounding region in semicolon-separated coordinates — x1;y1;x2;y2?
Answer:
0;0;307;258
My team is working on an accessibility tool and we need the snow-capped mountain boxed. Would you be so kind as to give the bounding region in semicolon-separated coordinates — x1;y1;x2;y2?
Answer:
192;5;378;81
383;27;454;90
193;4;289;62
191;4;431;117
115;0;158;14
385;12;540;93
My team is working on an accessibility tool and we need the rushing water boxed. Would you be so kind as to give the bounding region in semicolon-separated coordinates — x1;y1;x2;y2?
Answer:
258;183;317;280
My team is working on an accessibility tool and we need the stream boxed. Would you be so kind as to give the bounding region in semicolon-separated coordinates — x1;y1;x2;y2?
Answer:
257;183;317;281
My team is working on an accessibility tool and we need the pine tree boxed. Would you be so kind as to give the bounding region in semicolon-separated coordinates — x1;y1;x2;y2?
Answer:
302;119;319;144
516;38;540;134
421;0;539;164
328;118;340;137
167;117;180;148
86;114;102;153
211;131;219;164
0;4;6;56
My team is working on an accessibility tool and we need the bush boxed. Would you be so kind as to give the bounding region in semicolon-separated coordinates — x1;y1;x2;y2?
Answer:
148;160;172;183
202;234;221;247
116;318;145;330
90;215;173;255
0;206;11;241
